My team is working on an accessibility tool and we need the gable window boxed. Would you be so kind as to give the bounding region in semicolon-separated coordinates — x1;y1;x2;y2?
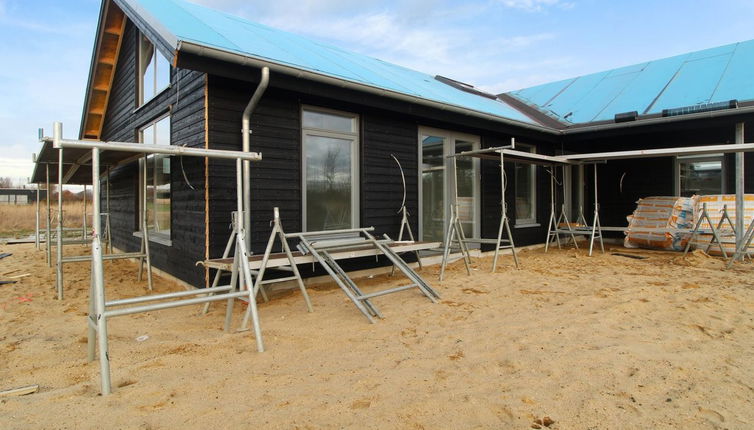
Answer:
139;115;171;240
675;155;724;197
138;34;171;106
515;144;537;225
302;107;359;232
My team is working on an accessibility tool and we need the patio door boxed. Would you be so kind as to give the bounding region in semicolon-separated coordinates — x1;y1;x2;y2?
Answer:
419;127;480;242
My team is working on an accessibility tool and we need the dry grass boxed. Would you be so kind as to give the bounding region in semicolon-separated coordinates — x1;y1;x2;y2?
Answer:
0;201;90;237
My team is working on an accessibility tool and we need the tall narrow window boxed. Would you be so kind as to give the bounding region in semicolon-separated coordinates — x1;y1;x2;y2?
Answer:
140;115;171;238
139;34;170;106
515;144;537;225
676;155;724;197
302;107;359;231
419;127;479;242
421;134;446;242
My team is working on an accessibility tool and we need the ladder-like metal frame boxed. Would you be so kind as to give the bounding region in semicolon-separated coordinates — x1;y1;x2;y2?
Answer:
52;150;152;300
439;146;518;281
288;227;439;323
683;203;734;258
239;208;313;329
545;163;604;256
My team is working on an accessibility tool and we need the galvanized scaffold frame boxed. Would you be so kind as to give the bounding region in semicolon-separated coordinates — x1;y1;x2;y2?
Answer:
559;125;754;263
50;122;263;395
544;162;605;256
437;141;585;280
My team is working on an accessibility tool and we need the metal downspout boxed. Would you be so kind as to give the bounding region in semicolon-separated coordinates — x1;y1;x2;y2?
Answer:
241;67;270;248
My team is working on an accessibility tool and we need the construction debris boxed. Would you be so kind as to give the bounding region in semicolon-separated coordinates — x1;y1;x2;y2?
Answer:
0;384;39;397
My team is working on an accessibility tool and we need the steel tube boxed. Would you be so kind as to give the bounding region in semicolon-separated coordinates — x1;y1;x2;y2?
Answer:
46;163;51;266
55;138;262;161
242;67;269;250
90;147;112;395
285;227;375;238
105;290;250;318
55;122;64;300
106;285;233;307
735;123;745;256
563;142;754;161
357;284;417;300
61;252;145;263
451;144;515;158
35;182;40;249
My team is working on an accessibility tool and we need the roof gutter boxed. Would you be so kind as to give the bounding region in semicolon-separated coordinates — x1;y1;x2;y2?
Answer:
176;40;558;135
561;104;754;135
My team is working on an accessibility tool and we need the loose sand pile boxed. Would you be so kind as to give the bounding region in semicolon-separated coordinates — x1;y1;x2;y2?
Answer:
1;243;753;429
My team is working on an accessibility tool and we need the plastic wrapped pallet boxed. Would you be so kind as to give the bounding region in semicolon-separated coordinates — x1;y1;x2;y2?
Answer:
624;196;695;251
689;194;754;255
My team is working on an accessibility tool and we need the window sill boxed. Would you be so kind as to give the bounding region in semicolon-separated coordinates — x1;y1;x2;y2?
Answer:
133;85;172;114
133;231;172;247
514;223;541;229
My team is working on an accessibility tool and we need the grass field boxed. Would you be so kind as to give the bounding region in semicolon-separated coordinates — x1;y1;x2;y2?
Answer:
0;201;90;238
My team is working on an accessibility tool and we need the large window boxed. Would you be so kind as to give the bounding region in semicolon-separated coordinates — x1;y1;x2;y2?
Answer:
140;115;171;239
676;155;724;197
515;144;537;225
302;107;359;231
419;127;480;242
138;34;170;106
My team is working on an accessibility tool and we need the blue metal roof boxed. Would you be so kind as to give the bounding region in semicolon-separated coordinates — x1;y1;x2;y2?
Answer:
126;0;537;125
506;39;754;125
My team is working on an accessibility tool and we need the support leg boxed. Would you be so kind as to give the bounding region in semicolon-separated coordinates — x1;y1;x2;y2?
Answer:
202;225;237;315
56;144;64;300
46;163;51;267
505;217;519;268
223;246;240;332
280;230;313;313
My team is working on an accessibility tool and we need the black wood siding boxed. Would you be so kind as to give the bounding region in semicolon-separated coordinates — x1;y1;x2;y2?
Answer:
206;76;301;258
100;20;207;288
563;119;754;236
206;73;556;272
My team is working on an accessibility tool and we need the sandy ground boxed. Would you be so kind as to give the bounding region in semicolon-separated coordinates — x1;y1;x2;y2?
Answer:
1;241;753;429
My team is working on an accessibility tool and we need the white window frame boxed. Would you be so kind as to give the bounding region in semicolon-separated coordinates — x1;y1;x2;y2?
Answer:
674;154;726;196
137;33;171;107
417;126;480;241
301;105;360;232
514;143;537;226
135;113;172;246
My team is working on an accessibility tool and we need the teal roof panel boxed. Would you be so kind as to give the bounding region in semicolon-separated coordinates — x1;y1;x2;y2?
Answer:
507;39;754;124
127;0;537;125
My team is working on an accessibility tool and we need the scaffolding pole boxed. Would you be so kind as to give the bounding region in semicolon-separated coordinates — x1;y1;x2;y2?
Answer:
735;122;745;259
56;122;64;300
52;122;264;395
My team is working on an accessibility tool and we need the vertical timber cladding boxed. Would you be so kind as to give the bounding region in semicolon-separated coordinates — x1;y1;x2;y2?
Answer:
206;75;419;264
99;19;208;288
361;113;419;240
479;136;555;249
206;76;302;257
563;120;754;232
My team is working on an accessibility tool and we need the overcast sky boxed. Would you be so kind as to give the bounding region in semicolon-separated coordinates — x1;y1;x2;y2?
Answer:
2;0;754;182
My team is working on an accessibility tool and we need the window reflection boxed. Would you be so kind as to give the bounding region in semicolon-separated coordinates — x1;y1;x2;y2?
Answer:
141;116;171;237
303;108;358;231
679;159;722;197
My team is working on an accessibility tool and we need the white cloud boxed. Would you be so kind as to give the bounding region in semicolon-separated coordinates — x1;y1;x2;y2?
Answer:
499;0;574;12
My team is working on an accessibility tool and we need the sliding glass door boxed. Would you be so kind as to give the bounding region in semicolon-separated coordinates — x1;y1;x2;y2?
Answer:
419;127;479;242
